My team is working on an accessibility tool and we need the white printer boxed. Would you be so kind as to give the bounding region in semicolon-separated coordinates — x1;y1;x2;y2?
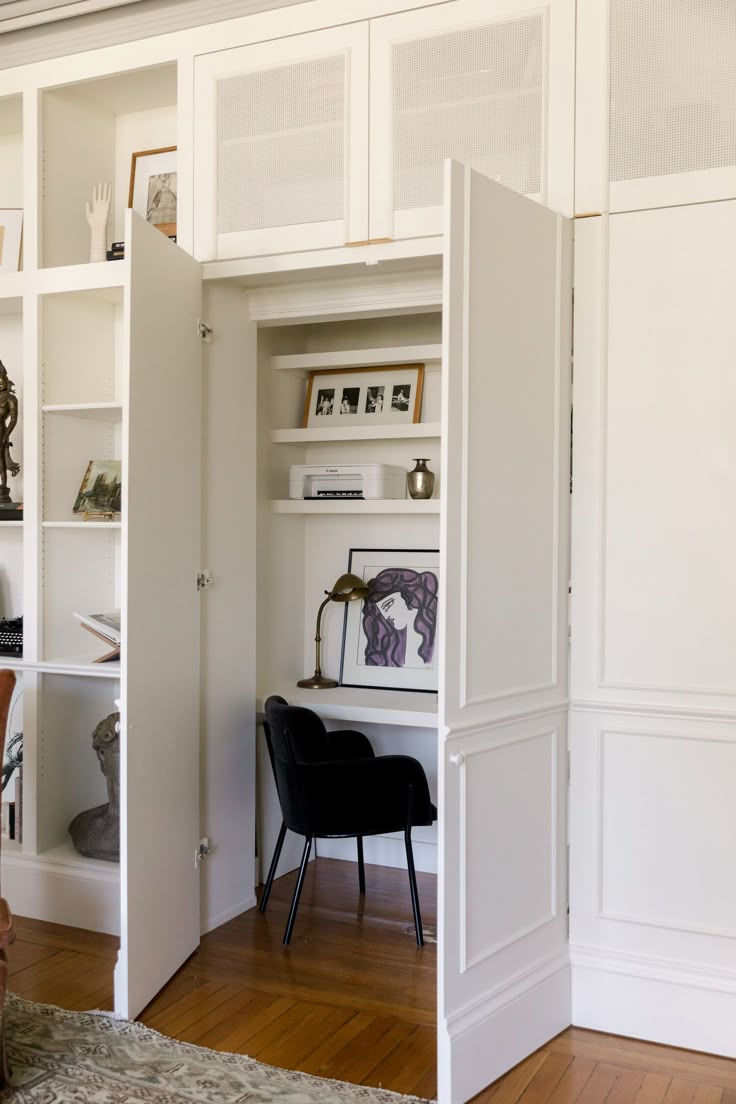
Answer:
289;463;407;500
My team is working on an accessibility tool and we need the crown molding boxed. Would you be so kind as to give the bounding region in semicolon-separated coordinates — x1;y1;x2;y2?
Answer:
0;0;309;68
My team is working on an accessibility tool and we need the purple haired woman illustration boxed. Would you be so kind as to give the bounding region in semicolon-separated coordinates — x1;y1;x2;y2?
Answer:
361;567;438;669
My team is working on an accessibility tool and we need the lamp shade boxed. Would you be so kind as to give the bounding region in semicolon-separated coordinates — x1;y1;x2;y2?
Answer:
329;573;370;602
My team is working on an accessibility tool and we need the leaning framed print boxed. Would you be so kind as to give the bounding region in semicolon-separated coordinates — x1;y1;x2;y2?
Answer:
128;146;177;237
339;548;439;693
0;210;22;274
303;364;424;429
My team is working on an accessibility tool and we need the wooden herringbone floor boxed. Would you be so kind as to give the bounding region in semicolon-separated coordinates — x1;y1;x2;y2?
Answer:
7;857;736;1103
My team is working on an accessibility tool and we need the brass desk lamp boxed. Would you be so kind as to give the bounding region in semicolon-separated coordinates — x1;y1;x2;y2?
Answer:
298;573;370;689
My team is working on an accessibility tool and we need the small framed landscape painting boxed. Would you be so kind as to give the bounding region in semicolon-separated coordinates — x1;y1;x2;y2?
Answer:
303;364;424;429
73;460;122;519
339;548;439;693
128;146;177;237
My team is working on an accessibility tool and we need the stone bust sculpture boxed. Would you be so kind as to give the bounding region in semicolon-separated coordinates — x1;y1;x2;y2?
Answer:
68;711;120;862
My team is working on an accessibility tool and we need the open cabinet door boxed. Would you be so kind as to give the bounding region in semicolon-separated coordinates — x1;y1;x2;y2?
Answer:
115;212;203;1018
438;164;572;1104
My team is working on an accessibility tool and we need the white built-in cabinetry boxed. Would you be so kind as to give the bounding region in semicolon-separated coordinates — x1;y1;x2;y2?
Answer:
194;0;575;260
569;0;736;1063
575;0;736;214
3;0;735;1097
0;60;203;1020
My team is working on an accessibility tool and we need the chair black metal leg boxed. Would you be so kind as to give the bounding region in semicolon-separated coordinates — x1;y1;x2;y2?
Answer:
404;826;424;946
357;835;366;894
405;784;423;946
259;821;287;914
283;836;312;945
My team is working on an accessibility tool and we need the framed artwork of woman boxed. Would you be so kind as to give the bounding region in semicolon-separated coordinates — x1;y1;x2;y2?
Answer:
339;549;439;693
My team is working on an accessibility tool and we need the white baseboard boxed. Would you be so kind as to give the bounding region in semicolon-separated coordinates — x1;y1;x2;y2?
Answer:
315;833;437;874
3;853;119;935
201;894;257;934
439;950;571;1104
572;947;736;1057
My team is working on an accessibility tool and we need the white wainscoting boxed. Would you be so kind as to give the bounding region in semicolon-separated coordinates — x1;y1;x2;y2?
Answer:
570;706;736;1055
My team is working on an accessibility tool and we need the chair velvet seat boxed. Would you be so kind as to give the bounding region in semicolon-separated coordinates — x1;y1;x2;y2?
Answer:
260;696;437;946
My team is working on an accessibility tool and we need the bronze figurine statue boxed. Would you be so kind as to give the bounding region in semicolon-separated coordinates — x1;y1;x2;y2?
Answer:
0;361;20;509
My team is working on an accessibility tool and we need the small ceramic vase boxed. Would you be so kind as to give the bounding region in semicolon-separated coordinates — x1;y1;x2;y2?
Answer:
407;458;435;500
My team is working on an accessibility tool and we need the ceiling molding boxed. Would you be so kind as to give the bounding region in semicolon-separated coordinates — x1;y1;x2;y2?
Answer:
0;1;143;35
0;0;310;68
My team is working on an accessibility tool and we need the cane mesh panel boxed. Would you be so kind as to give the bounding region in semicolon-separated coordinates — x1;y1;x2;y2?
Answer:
392;12;545;211
610;0;736;182
217;54;345;233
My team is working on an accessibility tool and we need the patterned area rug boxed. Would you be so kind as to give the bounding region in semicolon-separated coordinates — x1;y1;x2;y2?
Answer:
0;994;430;1103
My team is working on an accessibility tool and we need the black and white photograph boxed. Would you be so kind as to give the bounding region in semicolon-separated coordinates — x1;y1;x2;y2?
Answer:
339;387;360;414
391;384;411;411
365;386;385;414
302;364;424;429
314;389;335;416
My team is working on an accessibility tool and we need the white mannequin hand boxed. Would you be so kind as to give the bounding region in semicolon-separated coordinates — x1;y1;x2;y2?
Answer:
85;182;112;263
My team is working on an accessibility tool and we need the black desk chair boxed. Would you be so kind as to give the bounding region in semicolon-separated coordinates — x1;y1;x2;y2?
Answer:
259;695;437;946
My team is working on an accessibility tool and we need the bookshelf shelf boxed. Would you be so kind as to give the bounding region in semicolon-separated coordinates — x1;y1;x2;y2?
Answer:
270;498;439;514
270;343;442;375
43;403;123;422
42;521;122;530
271;422;441;444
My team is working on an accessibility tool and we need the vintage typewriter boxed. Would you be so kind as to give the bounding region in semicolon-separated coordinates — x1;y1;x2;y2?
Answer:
0;617;22;657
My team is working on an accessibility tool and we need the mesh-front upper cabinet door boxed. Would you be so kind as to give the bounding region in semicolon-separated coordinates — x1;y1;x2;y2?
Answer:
369;0;575;242
576;0;736;215
194;24;369;261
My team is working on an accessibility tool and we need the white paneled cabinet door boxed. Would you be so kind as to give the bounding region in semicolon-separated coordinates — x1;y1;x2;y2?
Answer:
437;163;572;1104
115;212;202;1018
369;0;574;243
194;24;369;261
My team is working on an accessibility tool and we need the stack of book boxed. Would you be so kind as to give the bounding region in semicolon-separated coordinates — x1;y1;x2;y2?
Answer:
106;234;176;261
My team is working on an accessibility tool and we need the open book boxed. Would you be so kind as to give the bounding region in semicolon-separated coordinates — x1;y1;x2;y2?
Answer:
74;610;121;662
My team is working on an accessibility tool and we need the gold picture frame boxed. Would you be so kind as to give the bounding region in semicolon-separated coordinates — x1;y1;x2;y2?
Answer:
302;364;424;429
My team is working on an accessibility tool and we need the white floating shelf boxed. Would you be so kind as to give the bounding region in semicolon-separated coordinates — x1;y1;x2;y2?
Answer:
270;344;442;374
271;422;441;444
42;521;122;529
270;498;439;514
257;686;438;728
43;402;123;422
0;271;23;306
34;260;126;299
0;521;22;528
1;656;120;679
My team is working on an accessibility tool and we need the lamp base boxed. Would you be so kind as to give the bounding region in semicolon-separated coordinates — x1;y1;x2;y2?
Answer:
297;673;338;689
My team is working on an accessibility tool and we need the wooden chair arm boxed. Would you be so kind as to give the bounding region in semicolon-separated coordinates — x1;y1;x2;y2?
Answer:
0;898;16;948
